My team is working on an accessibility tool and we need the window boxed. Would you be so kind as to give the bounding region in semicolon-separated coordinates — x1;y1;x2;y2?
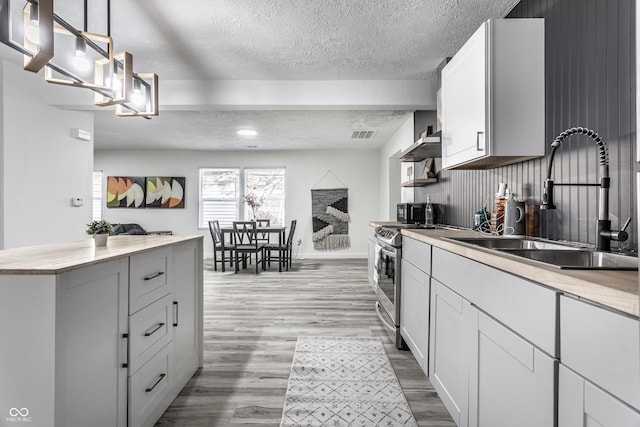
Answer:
92;171;103;221
244;168;285;226
199;168;240;228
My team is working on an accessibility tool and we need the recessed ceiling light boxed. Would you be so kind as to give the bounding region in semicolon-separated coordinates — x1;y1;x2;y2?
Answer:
237;129;258;137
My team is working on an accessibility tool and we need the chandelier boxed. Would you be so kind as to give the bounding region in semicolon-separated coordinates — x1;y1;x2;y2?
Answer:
0;0;158;118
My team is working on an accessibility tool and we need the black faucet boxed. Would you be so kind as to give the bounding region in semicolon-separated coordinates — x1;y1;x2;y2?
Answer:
540;127;630;252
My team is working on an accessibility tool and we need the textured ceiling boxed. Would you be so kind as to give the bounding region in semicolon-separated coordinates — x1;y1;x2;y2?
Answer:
23;0;522;150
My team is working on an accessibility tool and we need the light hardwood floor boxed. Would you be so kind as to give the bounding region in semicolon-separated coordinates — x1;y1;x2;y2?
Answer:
156;258;455;426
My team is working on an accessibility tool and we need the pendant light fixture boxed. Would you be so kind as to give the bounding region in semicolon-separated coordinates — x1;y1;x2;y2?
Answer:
0;0;159;118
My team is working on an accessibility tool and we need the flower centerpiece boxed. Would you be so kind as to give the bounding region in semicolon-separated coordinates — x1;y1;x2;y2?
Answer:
243;193;264;220
86;219;113;247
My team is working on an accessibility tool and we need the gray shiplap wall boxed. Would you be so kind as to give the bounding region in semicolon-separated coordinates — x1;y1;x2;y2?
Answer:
418;0;637;250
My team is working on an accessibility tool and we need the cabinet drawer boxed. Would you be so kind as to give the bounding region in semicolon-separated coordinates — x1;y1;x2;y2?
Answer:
130;247;171;314
129;294;173;374
129;343;172;427
367;225;376;240
431;247;558;357
402;236;431;274
560;296;640;410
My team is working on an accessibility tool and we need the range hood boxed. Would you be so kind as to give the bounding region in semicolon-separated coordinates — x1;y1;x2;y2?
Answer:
399;131;441;161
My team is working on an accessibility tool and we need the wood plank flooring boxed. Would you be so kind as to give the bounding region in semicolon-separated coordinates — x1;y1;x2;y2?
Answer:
156;258;455;426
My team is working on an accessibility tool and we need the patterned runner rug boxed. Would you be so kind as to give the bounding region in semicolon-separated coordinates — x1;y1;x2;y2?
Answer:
280;336;418;426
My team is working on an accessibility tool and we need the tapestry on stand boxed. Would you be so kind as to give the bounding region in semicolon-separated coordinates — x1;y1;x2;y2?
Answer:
311;188;350;250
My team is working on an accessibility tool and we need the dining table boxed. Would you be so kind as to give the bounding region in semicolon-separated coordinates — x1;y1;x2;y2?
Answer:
220;225;287;272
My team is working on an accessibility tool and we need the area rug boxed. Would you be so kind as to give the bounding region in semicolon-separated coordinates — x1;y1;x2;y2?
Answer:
280;336;418;427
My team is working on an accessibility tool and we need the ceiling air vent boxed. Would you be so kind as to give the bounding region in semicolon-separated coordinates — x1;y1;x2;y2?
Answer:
351;130;377;139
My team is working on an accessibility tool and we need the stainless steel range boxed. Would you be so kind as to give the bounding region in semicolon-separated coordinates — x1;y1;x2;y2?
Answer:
373;226;406;349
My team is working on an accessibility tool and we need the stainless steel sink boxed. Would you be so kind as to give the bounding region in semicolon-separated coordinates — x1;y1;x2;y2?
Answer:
445;237;583;251
500;249;638;270
445;236;637;270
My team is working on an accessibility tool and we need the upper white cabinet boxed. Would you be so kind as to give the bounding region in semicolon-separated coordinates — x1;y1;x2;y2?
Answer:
442;19;545;170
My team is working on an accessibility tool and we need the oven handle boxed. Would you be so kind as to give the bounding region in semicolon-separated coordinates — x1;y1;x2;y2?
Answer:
377;245;397;258
375;301;396;332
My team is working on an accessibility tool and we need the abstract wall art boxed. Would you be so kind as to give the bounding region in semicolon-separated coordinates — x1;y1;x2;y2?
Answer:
145;176;185;208
107;176;146;208
311;188;350;250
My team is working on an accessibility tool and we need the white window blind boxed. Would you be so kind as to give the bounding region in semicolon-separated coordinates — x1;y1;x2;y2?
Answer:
199;168;240;228
92;171;103;221
244;168;285;226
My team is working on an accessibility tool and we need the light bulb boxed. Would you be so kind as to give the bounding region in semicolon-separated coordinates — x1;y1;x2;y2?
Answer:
24;3;39;44
72;36;90;71
132;80;145;106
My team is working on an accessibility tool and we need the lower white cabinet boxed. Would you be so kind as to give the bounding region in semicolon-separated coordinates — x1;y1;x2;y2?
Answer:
429;279;472;427
400;259;430;374
468;309;555;427
559;365;640;427
172;240;203;390
56;258;130;427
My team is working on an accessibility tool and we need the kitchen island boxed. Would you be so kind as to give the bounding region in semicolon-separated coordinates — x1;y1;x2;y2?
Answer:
0;235;203;427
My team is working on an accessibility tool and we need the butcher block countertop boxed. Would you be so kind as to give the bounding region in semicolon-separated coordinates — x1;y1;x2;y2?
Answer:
0;235;203;275
369;222;638;318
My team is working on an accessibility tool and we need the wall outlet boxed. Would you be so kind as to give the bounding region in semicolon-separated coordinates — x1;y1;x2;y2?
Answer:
297;238;302;246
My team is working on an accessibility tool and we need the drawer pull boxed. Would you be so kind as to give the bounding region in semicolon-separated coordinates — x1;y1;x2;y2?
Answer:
145;373;166;392
476;131;484;151
143;271;165;281
173;301;179;327
121;333;129;368
144;322;165;337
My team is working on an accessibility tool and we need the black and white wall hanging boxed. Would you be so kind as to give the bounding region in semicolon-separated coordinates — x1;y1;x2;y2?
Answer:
311;170;351;250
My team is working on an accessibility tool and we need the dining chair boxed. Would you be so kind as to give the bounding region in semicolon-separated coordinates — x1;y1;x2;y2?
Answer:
232;221;266;274
255;218;271;244
208;220;233;272
265;219;296;272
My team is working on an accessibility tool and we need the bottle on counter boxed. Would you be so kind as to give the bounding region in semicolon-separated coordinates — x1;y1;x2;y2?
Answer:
425;194;434;227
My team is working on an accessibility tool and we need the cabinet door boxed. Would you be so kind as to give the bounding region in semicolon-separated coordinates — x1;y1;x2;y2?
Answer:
172;240;203;389
400;259;430;375
468;309;555;427
559;365;640;427
442;22;487;169
56;258;129;427
429;279;472;427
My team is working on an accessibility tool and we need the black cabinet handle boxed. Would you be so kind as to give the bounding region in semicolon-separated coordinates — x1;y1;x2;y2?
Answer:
121;333;129;368
143;271;165;281
144;322;165;337
145;373;166;392
476;131;484;151
173;301;179;327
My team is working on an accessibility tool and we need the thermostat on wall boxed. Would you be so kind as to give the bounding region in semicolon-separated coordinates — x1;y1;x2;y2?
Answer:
71;197;84;207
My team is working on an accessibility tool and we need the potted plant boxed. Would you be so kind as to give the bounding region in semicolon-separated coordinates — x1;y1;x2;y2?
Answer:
86;219;113;247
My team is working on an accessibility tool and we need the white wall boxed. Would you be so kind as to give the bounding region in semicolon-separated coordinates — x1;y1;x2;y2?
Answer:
1;59;94;249
94;149;379;259
378;115;414;220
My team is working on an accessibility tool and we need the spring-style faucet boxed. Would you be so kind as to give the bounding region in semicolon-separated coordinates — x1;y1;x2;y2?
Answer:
540;127;630;252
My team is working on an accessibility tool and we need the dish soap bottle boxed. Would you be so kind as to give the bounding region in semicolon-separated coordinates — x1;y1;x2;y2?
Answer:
425;194;434;227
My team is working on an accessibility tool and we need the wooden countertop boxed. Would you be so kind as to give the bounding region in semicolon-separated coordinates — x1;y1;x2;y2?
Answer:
375;225;639;318
0;235;203;275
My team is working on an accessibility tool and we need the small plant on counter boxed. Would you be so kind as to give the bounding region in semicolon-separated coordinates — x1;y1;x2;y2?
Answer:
86;219;113;235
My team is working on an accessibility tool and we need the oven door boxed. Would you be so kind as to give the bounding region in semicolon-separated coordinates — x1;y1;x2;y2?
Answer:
375;243;400;327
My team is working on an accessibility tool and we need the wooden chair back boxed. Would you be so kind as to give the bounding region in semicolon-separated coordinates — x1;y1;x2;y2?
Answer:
233;221;258;246
208;220;222;245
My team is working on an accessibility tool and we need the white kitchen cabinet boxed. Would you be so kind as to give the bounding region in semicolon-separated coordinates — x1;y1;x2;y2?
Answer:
442;18;544;170
56;258;130;427
560;295;640;411
468;308;555;427
559;365;640;427
429;279;473;427
172;240;203;390
400;259;430;374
